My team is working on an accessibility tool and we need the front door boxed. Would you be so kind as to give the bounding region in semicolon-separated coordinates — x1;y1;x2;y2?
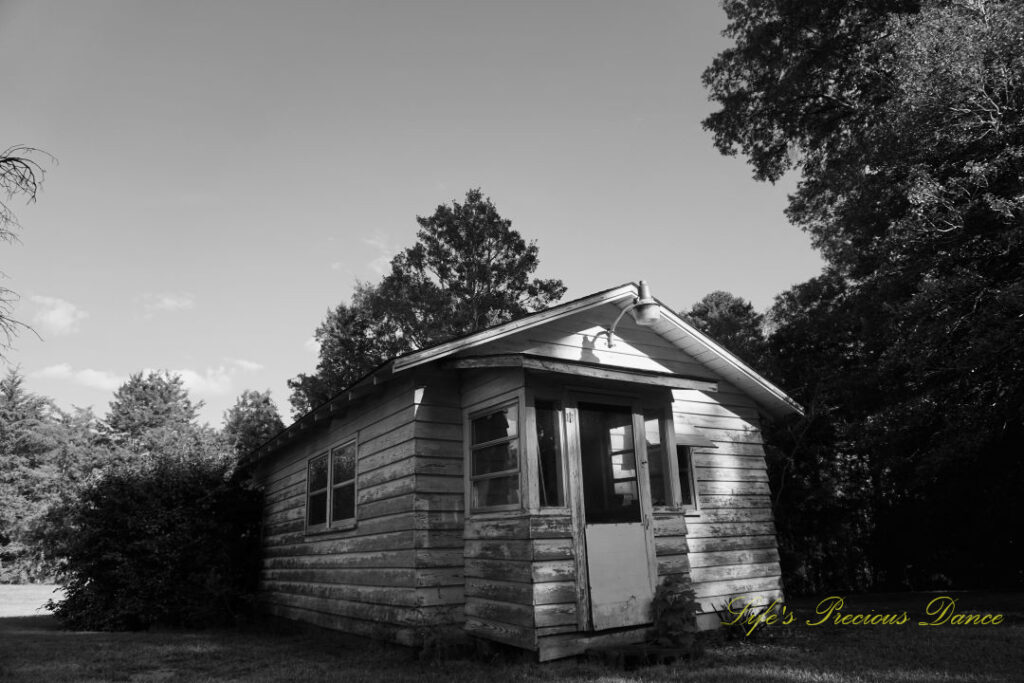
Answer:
576;401;655;630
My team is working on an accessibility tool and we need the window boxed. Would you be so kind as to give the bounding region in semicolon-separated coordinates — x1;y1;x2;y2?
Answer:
676;445;695;507
645;412;703;509
644;412;669;506
331;442;356;523
535;400;565;507
307;454;328;527
306;440;357;532
469;403;520;511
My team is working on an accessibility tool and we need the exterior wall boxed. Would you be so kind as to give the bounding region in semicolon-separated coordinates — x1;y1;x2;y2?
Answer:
254;375;458;646
672;384;783;628
408;368;468;631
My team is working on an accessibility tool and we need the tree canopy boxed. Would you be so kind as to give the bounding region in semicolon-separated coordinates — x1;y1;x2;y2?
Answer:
223;389;285;458
106;371;201;441
681;290;766;366
704;0;1024;590
289;188;566;415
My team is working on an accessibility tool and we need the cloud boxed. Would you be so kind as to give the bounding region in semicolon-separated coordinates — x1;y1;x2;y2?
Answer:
362;235;398;276
168;367;234;396
32;363;125;391
34;362;253;398
228;358;263;372
139;292;195;317
30;296;88;336
304;337;320;355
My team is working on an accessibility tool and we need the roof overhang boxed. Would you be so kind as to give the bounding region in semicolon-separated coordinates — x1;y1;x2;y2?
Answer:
244;281;802;467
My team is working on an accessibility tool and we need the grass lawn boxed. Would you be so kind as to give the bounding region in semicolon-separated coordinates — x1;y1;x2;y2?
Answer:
1;587;1022;682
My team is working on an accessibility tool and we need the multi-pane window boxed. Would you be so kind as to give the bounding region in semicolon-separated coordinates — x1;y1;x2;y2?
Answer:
470;403;520;511
535;401;565;507
307;440;357;531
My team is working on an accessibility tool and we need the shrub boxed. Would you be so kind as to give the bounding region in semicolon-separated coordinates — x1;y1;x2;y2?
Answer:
42;458;262;630
652;574;700;651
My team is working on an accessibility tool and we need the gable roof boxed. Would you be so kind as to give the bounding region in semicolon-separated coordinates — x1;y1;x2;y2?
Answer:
245;282;801;465
390;281;802;418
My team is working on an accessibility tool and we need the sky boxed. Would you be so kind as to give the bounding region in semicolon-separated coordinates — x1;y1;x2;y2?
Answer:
0;1;824;426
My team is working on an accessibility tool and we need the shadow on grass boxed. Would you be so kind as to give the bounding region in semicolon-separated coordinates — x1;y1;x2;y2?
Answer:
1;593;1022;682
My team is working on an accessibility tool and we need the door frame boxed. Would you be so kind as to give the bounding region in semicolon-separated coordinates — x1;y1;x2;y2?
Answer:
563;387;659;631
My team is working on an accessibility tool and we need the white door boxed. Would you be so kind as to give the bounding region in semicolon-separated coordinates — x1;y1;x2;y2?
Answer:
576;402;655;630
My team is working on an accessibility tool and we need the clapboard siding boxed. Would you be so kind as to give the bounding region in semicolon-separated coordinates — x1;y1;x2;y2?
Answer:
462;304;719;380
463;514;576;651
411;368;467;627
671;388;784;622
254;376;435;644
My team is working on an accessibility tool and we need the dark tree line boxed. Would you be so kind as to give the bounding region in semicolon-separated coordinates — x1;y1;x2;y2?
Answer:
701;0;1024;592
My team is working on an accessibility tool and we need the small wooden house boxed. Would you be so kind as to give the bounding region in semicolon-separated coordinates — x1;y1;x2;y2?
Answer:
245;282;801;661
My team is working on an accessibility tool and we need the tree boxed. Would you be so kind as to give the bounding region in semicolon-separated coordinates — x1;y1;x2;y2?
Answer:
104;371;230;469
1;146;51;353
0;369;63;581
289;189;566;415
288;283;410;415
704;0;1024;589
681;291;766;366
378;188;566;346
223;389;285;458
106;371;201;442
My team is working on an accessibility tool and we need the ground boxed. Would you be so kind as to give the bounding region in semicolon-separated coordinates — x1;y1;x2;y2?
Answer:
1;585;1022;682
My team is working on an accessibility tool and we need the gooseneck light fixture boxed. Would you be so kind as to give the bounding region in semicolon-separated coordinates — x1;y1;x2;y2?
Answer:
604;280;661;348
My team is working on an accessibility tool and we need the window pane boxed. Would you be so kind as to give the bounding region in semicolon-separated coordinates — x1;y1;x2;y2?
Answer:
645;415;667;506
472;405;518;445
677;445;694;506
611;451;637;479
607;422;633;453
536;401;564;507
308;454;328;491
472;475;520;509
331;483;354;522
308;491;327;526
332;443;355;484
614;479;639;506
472;441;518;476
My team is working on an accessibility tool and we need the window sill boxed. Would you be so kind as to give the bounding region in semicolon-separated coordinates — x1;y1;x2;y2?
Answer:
304;520;357;539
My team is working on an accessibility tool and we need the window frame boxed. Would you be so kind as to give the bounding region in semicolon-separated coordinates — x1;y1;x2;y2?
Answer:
466;395;523;515
531;396;569;511
675;443;698;511
305;438;359;534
